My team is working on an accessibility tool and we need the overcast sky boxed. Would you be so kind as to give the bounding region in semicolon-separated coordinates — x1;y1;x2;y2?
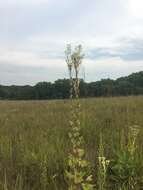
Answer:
0;0;143;85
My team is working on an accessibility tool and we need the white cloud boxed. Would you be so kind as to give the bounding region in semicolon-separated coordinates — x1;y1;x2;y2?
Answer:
84;57;143;81
0;0;143;84
0;0;50;6
0;49;65;68
128;0;143;18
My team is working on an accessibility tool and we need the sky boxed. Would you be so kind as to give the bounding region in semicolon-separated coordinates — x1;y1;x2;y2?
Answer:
0;0;143;85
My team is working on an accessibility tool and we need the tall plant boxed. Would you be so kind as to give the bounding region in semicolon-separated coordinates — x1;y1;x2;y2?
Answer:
65;44;94;190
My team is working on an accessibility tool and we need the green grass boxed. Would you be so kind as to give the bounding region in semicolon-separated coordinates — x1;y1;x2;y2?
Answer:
0;96;143;189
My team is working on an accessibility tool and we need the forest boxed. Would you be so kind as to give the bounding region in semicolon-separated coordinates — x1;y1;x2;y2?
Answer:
0;71;143;100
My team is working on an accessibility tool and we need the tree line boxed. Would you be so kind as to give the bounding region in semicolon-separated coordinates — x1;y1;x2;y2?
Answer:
0;71;143;100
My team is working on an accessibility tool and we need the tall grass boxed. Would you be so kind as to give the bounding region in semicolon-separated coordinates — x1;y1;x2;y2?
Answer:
0;96;143;189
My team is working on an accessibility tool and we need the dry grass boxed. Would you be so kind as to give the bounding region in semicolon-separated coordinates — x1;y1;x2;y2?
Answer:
0;96;143;189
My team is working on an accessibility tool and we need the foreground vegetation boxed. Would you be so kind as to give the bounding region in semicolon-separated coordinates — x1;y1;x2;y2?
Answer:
0;96;143;189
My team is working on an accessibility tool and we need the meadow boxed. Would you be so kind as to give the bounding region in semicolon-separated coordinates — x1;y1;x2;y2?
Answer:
0;96;143;190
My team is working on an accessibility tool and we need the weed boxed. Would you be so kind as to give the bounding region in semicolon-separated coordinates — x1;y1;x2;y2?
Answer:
65;44;94;190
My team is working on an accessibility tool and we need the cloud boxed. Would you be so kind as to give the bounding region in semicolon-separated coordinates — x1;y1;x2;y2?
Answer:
0;49;67;85
0;49;65;67
0;0;143;84
87;38;143;61
84;58;143;81
0;59;67;85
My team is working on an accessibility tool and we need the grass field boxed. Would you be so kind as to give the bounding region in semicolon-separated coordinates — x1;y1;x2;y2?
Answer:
0;96;143;190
